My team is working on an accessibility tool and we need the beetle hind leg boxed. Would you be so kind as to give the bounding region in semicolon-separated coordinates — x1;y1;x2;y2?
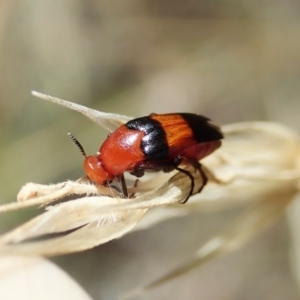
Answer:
196;163;208;194
174;166;194;204
186;158;208;194
175;158;208;204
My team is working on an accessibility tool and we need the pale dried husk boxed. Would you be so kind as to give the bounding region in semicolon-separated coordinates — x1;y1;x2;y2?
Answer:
1;92;300;295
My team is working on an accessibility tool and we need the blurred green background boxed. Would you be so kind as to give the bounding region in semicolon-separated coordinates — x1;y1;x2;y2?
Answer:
1;1;300;299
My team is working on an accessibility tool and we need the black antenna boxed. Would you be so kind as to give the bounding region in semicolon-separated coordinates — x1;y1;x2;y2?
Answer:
68;133;87;158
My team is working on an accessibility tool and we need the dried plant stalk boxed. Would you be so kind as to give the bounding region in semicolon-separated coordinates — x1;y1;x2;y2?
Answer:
0;92;299;295
0;168;200;255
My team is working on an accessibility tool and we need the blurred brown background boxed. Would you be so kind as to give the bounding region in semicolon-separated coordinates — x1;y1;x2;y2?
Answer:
0;1;300;299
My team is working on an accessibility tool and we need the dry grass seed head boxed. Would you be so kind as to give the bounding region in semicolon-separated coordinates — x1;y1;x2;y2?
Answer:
0;92;299;294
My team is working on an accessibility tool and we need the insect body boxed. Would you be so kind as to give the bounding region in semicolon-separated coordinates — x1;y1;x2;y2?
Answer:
70;113;223;203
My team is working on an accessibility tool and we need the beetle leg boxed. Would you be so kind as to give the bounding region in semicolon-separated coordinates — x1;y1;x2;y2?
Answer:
174;166;194;204
186;158;208;194
176;158;208;203
196;163;208;194
129;179;140;198
119;174;128;198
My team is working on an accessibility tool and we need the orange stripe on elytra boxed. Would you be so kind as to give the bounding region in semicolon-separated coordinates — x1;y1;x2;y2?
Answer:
151;114;195;148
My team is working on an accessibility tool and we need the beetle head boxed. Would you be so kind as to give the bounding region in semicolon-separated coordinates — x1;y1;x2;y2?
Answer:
84;155;114;184
68;133;114;185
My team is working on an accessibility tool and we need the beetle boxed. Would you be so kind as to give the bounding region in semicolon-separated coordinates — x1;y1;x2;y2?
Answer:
69;113;223;203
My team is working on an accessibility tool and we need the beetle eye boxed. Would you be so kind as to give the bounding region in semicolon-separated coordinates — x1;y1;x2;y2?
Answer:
84;156;114;184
